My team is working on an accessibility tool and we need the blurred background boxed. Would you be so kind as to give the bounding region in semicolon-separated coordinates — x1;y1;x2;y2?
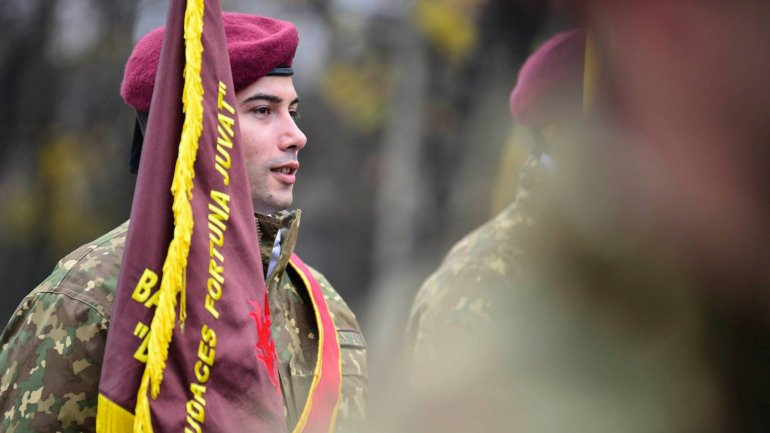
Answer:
0;0;556;373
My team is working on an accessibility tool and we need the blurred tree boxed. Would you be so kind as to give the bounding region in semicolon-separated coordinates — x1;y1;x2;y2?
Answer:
0;0;137;321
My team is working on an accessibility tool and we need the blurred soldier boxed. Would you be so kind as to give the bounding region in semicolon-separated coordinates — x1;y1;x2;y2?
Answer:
397;0;770;430
407;28;586;374
0;13;367;433
398;29;587;433
572;1;770;430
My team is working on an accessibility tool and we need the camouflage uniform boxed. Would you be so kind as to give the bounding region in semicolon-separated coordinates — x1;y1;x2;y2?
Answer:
0;211;367;433
407;155;545;364
392;150;728;433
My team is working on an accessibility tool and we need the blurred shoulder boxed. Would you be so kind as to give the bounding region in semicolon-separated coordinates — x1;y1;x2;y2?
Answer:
25;221;129;320
0;222;128;432
407;199;538;362
413;203;526;312
1;221;128;348
409;157;545;332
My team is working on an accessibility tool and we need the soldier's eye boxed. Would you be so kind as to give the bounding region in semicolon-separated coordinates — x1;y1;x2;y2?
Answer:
251;106;271;117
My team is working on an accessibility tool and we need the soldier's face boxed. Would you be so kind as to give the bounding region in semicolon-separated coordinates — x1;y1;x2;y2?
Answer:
235;76;306;215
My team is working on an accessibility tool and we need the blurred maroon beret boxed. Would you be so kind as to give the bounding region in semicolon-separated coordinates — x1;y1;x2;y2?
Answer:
121;12;298;112
509;28;586;128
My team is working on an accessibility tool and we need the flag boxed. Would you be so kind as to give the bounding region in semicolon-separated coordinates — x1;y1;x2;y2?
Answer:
96;0;285;431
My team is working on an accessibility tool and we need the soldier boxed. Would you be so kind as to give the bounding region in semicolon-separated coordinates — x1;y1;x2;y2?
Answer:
0;12;367;433
391;29;587;433
398;2;770;430
407;28;587;373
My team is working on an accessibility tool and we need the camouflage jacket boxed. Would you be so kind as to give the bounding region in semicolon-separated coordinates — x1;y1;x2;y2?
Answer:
406;155;545;364
394;153;727;433
0;211;367;433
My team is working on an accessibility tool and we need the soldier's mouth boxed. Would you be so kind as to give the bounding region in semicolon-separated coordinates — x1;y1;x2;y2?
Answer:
271;167;296;175
271;161;299;175
270;162;299;184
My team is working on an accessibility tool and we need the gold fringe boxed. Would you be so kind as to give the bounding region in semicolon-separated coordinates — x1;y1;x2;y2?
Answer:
132;0;206;431
96;393;135;433
133;375;153;432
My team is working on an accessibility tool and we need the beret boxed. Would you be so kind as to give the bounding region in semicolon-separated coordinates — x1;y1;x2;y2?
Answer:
121;12;298;112
509;29;586;128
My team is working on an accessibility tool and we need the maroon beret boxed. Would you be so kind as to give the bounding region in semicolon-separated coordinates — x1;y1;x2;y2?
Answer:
121;12;298;112
509;29;586;128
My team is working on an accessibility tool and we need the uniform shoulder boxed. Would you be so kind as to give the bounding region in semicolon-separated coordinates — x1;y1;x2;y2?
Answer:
407;199;537;361
298;264;365;346
305;267;357;323
24;221;129;321
417;203;525;300
0;225;127;431
413;157;545;312
306;267;348;307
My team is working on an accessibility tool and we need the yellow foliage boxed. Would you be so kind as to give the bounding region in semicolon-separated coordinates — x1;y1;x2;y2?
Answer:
413;0;482;62
39;136;83;183
38;136;105;254
322;60;389;132
0;187;38;243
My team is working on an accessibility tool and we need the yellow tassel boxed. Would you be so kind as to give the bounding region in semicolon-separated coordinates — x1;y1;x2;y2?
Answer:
131;0;206;431
96;394;135;433
133;374;153;433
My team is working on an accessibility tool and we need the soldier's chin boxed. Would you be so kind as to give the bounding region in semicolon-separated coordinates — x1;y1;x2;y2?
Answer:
259;195;293;215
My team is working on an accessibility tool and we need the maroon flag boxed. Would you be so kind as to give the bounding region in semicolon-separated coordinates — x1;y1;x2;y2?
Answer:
97;0;286;431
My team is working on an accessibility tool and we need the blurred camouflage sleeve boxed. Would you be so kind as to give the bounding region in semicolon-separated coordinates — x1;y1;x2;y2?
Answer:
310;267;368;433
0;225;124;433
406;229;520;365
406;156;544;365
397;204;535;433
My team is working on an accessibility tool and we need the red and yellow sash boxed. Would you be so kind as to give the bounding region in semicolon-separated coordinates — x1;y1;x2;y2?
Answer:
288;254;343;433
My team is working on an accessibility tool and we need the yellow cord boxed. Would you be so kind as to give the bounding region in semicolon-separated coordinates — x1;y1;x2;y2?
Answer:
132;0;205;431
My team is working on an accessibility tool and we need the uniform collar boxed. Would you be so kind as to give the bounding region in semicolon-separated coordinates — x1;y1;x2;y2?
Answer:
255;209;302;281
